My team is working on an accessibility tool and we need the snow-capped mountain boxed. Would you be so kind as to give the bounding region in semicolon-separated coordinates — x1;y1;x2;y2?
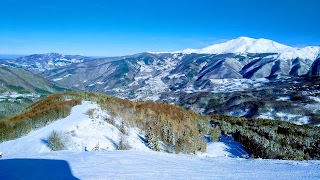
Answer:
180;37;290;54
4;53;92;72
178;37;320;61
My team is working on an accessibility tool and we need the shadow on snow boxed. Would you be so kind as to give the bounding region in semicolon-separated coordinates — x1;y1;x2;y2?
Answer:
0;158;79;180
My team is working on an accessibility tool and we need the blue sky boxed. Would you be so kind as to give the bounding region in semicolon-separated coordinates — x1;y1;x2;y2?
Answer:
1;0;319;56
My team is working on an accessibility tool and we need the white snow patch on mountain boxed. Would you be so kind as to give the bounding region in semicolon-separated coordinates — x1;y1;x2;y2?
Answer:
309;96;320;103
63;74;72;78
277;46;320;60
52;77;63;81
296;116;310;125
277;96;291;101
258;109;311;125
276;112;299;121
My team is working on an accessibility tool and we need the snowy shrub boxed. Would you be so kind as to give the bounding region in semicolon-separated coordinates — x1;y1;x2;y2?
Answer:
119;121;127;135
105;117;115;126
87;108;95;119
48;130;67;151
146;132;160;151
92;143;100;151
118;136;131;150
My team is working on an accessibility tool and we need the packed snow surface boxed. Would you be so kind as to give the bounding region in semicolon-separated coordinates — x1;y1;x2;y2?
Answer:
1;101;320;179
1;150;320;180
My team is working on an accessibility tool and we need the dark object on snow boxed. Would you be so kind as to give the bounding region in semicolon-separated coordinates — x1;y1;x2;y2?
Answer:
85;147;88;152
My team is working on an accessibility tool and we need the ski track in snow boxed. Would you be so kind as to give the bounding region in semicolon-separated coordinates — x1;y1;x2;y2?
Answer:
0;101;320;179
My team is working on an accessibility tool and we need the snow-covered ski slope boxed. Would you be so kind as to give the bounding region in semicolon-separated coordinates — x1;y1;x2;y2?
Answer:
0;101;320;179
1;150;320;180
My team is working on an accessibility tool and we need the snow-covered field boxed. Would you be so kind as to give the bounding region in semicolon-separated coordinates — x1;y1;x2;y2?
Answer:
1;101;320;179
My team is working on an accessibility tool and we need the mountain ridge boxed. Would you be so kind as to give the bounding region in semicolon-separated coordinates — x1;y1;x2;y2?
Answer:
169;37;320;61
4;52;92;72
2;37;320;124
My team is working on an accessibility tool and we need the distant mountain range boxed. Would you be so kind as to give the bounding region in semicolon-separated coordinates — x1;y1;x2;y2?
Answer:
1;37;319;95
3;53;92;72
2;37;320;124
37;37;318;93
2;37;319;97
